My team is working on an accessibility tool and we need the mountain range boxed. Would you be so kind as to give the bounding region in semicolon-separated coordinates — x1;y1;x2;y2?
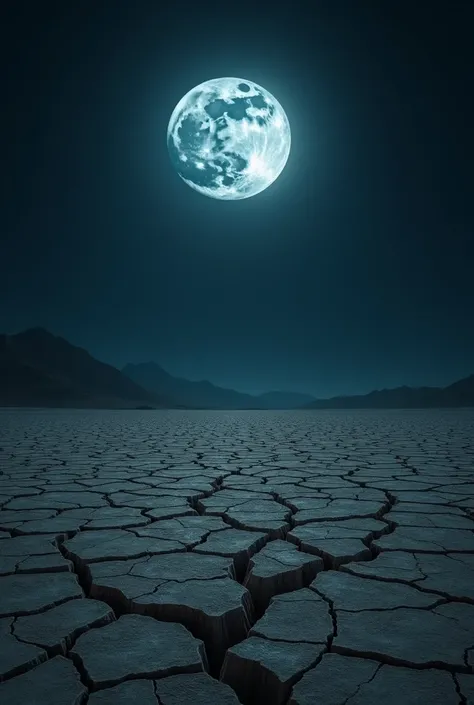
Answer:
0;328;473;409
0;329;313;409
304;375;474;409
0;329;167;408
122;362;314;409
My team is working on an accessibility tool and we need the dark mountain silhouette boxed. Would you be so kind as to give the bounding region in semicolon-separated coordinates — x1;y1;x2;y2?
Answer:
444;374;474;406
1;328;472;409
0;328;169;408
122;362;315;409
305;376;474;409
123;362;256;408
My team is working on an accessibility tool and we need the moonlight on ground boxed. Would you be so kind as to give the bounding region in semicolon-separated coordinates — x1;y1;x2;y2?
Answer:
167;77;291;200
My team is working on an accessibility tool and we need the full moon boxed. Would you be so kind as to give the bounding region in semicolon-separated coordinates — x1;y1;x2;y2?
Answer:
167;77;291;200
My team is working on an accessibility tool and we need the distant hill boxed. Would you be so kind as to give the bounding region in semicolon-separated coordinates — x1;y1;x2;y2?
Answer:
0;328;170;408
122;362;315;409
2;328;471;410
304;376;474;409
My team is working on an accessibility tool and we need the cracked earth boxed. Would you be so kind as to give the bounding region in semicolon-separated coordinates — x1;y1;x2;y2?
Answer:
0;408;473;704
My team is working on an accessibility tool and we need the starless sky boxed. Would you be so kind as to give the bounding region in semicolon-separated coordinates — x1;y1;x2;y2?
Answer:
1;1;473;397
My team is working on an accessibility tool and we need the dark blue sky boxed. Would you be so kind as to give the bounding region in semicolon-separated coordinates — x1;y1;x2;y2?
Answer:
1;1;473;397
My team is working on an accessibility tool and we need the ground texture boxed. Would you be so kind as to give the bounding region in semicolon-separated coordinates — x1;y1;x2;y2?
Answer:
0;408;473;704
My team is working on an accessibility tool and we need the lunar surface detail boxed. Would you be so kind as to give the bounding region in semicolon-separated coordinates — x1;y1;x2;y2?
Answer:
167;77;291;200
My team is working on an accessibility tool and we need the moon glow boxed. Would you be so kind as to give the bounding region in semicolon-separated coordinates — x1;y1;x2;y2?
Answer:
167;77;291;200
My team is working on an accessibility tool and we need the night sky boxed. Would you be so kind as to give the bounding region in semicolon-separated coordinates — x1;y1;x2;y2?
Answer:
1;1;473;398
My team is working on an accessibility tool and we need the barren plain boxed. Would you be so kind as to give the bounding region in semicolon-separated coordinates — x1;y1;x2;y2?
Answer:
0;408;473;704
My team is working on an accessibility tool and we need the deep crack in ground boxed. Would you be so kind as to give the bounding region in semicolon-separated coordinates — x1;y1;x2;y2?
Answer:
0;408;473;704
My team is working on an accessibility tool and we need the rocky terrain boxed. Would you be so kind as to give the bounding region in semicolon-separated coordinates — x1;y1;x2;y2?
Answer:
0;408;473;704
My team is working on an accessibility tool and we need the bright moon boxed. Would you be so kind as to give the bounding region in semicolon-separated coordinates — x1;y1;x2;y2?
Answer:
167;77;291;200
